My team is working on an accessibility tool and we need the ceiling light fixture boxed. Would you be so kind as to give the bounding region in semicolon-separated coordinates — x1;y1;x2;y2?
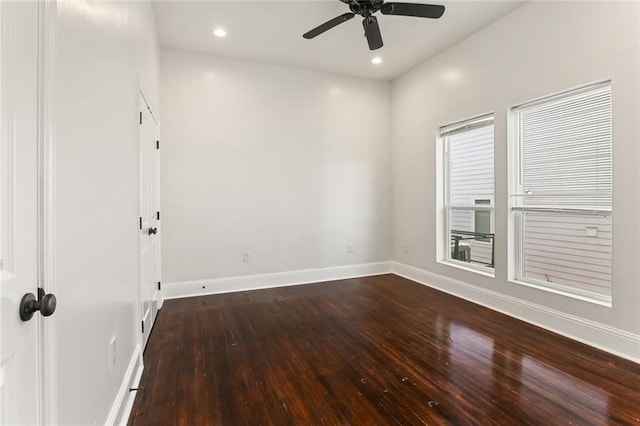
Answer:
371;56;382;65
213;28;227;37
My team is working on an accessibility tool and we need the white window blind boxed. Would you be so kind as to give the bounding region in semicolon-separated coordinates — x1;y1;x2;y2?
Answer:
513;81;612;211
510;81;612;304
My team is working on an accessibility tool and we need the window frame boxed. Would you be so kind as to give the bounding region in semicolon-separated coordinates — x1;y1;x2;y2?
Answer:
507;80;613;307
440;113;496;276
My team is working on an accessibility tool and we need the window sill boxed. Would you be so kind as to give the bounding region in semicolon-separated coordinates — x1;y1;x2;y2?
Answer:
509;278;612;308
439;259;495;278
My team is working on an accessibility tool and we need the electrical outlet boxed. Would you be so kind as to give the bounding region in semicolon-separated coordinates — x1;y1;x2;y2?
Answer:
242;251;251;262
585;227;598;237
347;244;353;254
109;336;117;369
402;245;409;254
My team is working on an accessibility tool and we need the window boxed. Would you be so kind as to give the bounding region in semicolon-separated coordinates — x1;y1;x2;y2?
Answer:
510;81;612;305
441;114;495;273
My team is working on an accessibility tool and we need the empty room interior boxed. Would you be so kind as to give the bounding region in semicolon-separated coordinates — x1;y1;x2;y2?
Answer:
2;0;640;424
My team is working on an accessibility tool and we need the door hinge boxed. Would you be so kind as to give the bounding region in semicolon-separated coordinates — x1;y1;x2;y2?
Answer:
156;140;159;150
139;217;143;230
139;111;142;125
157;281;162;291
156;211;160;220
141;321;145;334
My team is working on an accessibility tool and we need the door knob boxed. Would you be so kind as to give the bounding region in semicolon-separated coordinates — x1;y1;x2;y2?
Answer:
19;288;57;321
148;227;157;235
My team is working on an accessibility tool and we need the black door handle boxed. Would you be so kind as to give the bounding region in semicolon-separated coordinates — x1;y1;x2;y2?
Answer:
148;227;157;235
20;288;57;321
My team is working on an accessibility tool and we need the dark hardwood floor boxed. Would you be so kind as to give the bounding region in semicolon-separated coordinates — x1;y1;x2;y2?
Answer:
128;274;640;425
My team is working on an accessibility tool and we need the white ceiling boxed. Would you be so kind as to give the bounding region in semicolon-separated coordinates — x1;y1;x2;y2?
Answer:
153;1;526;81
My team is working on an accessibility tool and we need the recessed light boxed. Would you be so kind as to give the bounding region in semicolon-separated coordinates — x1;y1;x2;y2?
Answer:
371;56;382;65
213;28;227;37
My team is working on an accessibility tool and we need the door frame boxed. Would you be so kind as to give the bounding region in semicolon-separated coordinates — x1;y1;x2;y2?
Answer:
36;0;58;424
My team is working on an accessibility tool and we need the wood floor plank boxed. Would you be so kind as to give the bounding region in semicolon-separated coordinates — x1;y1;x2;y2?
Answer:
128;274;640;425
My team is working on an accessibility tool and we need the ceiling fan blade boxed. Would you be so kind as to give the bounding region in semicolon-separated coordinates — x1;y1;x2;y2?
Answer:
380;2;445;19
362;16;383;50
303;12;355;39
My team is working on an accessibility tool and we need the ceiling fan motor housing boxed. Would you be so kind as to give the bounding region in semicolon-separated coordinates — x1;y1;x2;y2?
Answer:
347;0;385;17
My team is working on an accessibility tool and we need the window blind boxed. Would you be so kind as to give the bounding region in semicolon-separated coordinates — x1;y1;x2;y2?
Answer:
513;81;612;210
441;114;494;137
510;81;613;303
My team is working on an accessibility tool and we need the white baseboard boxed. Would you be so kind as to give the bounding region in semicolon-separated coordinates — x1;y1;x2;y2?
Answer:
105;344;144;426
164;261;393;300
392;261;640;363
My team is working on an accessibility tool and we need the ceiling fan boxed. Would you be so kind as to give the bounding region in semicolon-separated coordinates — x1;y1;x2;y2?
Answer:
303;0;445;51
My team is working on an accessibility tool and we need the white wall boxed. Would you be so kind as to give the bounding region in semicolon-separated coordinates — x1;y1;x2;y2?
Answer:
48;1;640;423
392;0;640;341
55;1;159;424
160;49;391;285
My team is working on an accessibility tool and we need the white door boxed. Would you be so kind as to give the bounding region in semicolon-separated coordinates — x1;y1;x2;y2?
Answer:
0;2;47;424
138;93;161;349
